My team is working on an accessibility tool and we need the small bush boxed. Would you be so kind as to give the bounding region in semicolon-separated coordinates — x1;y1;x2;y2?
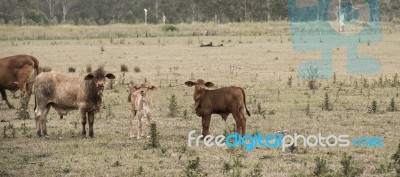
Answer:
162;25;179;32
16;96;30;120
134;66;141;73
148;122;160;148
339;153;363;177
105;104;115;119
86;64;92;73
313;156;331;176
68;67;76;73
182;109;190;120
120;64;129;72
287;76;293;87
107;79;115;90
168;94;179;117
389;97;397;112
322;92;332;111
184;157;206;177
39;66;52;73
392;142;400;165
369;100;378;113
250;163;263;177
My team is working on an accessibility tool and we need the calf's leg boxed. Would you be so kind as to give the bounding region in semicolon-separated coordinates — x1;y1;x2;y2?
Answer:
80;110;87;137
0;89;13;109
201;114;211;137
130;110;137;138
35;105;50;137
88;112;95;138
137;111;143;139
232;112;242;135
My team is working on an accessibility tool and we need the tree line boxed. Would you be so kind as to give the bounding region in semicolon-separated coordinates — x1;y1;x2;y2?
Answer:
0;0;399;25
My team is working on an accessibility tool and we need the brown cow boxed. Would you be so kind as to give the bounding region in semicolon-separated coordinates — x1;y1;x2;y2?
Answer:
34;68;115;137
185;79;250;137
0;55;39;109
128;83;156;139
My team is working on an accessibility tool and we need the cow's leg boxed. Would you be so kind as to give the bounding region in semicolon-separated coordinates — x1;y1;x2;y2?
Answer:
88;112;95;138
0;89;13;109
240;108;247;136
40;105;50;137
18;80;28;109
145;111;152;138
130;110;137;138
137;111;143;139
80;110;87;137
201;114;211;137
232;112;242;135
35;107;43;137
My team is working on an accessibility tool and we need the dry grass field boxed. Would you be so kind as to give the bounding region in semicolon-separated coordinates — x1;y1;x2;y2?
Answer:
1;23;400;176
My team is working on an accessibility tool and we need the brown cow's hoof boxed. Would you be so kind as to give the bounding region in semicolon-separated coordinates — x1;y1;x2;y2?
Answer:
37;133;43;137
89;132;94;138
7;105;14;109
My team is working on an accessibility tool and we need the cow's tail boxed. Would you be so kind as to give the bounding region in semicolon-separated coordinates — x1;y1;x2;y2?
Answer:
31;56;39;75
240;88;251;117
34;91;37;112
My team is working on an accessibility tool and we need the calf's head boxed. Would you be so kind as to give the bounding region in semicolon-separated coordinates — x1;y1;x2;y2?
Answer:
84;69;116;96
184;79;214;108
128;83;156;100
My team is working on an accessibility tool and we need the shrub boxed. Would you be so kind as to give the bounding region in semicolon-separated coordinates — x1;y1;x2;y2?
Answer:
313;156;331;176
120;64;129;72
184;157;206;177
16;96;30;120
392;141;400;165
322;92;332;111
68;67;76;73
86;64;92;73
389;97;397;112
168;94;178;117
162;25;179;32
369;100;378;113
339;153;363;177
39;66;52;73
287;76;293;87
148;122;160;148
134;66;141;73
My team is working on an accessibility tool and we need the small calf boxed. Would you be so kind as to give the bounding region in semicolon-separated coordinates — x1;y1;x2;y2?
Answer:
128;83;156;139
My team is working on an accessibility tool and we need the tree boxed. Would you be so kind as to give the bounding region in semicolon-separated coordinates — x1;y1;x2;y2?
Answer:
61;0;73;22
45;0;59;20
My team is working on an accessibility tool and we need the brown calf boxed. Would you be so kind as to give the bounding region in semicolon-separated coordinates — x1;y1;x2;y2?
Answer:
128;83;156;139
185;79;250;137
34;69;115;137
0;55;39;109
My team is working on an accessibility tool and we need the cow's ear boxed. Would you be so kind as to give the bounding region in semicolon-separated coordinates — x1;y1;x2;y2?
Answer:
84;74;95;80
105;73;116;79
205;82;214;88
148;85;157;90
134;85;141;90
184;81;195;87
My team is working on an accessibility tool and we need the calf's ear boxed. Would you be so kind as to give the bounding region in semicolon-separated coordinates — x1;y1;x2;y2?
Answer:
105;73;116;79
84;74;95;80
148;85;157;90
184;81;195;87
205;82;214;87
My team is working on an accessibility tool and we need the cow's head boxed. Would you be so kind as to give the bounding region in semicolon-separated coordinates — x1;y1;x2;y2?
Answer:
84;69;116;96
128;83;156;100
184;79;214;108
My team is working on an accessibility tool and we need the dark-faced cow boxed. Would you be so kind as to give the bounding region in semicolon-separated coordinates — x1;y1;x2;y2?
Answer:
34;69;115;137
0;55;39;109
128;83;156;139
184;79;250;137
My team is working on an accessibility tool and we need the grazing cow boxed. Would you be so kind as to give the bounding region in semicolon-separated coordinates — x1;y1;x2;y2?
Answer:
128;83;156;139
0;55;39;109
34;69;115;137
185;79;250;136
